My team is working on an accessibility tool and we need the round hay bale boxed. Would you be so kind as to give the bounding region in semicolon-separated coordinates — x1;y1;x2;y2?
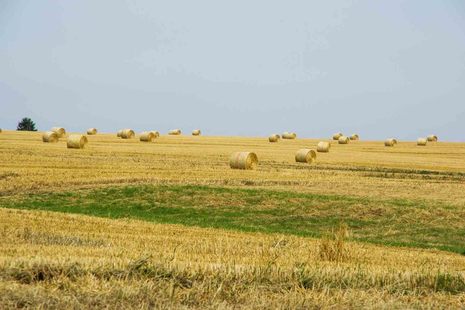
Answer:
427;135;438;142
192;129;201;136
0;128;2;133
282;132;296;139
350;134;359;141
332;132;343;140
268;134;280;142
385;138;396;147
42;131;59;143
150;131;160;138
338;136;350;144
169;129;181;135
67;134;88;149
317;141;331;153
121;129;135;139
117;130;123;137
51;127;66;138
87;128;97;135
229;152;258;170
417;138;427;146
139;131;157;142
295;149;317;164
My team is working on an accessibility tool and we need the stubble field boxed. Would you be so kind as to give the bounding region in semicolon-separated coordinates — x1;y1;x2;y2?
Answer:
0;130;464;308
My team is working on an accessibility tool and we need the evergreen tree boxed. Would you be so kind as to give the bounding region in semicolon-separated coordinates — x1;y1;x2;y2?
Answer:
17;117;37;131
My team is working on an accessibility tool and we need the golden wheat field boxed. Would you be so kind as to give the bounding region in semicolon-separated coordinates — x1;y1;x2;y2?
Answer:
1;130;465;308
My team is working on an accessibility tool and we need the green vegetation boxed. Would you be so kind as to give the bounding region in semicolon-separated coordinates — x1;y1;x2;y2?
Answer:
1;184;464;254
16;117;37;131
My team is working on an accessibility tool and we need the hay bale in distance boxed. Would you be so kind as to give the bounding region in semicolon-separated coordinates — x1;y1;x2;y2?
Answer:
150;131;160;138
385;138;396;147
192;129;201;136
87;128;97;135
67;134;88;149
282;132;296;139
169;129;181;135
317;141;331;153
120;129;135;139
427;135;438;142
350;134;359;141
417;138;427;146
229;152;258;170
51;127;66;138
332;132;343;140
0;128;2;133
268;134;280;143
117;130;123;137
42;131;59;143
338;136;350;144
139;131;157;142
295;149;317;164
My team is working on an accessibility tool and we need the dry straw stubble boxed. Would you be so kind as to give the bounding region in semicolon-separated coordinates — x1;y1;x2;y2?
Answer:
67;135;88;149
229;152;258;170
295;149;317;164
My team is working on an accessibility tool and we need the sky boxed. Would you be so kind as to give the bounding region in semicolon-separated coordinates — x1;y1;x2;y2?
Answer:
1;1;465;141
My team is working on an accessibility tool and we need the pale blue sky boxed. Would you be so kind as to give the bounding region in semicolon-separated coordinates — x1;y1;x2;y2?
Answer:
1;1;464;140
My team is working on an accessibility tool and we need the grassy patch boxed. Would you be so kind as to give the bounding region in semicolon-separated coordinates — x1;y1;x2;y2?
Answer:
1;184;464;254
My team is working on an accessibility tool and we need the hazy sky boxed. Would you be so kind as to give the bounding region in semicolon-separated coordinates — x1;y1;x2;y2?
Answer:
1;1;464;140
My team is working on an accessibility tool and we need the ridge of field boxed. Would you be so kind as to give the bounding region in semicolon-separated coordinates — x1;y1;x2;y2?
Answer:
1;130;465;206
2;184;465;254
1;208;465;308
